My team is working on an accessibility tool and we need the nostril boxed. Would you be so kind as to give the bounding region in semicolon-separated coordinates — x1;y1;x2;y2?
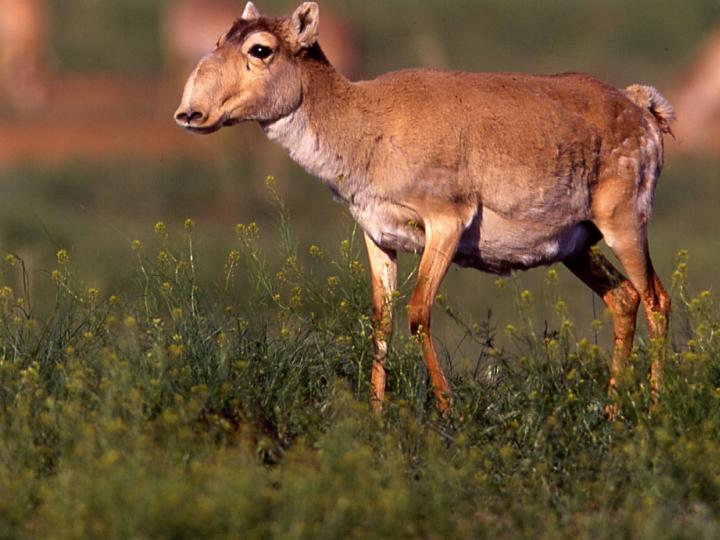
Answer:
175;109;206;125
188;111;204;123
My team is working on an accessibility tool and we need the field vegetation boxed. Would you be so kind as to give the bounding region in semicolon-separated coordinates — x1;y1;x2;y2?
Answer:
0;0;718;537
1;186;719;538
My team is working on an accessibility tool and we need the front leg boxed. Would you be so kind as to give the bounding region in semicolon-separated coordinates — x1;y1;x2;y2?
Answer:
363;233;397;413
407;215;463;413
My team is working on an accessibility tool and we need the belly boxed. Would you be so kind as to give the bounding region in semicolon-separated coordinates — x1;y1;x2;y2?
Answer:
455;209;594;274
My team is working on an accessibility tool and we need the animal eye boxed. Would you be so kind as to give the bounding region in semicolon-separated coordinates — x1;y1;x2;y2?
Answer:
248;44;273;59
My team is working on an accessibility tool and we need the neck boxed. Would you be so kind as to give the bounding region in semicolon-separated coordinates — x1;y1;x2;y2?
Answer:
261;58;365;200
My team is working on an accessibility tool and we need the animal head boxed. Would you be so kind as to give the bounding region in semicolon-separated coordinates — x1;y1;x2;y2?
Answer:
174;1;323;133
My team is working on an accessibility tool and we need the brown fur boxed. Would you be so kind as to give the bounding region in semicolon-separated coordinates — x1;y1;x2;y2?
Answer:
176;2;674;415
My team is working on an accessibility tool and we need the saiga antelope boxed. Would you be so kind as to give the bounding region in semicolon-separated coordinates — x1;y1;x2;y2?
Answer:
175;2;674;415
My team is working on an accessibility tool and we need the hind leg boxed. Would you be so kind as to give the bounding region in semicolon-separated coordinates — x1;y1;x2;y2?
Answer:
645;271;671;394
606;238;672;398
564;248;640;414
592;177;671;399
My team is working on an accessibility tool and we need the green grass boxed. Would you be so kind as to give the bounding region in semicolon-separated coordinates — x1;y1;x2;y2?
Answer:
1;189;719;539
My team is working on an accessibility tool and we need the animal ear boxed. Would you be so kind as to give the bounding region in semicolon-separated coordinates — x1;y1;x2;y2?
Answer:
290;2;320;49
241;1;260;21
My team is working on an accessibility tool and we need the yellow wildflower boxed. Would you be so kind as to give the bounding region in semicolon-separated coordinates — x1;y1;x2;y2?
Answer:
154;221;167;235
56;249;70;265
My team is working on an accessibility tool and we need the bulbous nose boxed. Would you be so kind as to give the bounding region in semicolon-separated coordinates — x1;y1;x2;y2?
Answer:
174;106;208;127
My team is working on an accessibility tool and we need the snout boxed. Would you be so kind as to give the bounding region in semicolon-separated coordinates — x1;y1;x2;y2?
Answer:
174;102;224;134
174;61;224;134
174;107;207;127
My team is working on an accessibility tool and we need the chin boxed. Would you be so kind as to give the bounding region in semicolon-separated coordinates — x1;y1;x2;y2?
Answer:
188;116;245;134
184;123;223;135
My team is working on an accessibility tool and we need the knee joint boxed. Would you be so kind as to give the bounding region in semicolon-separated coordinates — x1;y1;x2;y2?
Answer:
643;289;671;318
605;281;640;319
408;304;430;335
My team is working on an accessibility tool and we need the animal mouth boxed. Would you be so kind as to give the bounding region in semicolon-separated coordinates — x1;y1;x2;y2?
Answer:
222;117;241;127
179;114;241;134
182;122;222;135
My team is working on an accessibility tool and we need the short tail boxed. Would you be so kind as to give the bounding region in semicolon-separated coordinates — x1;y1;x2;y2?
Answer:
623;84;676;137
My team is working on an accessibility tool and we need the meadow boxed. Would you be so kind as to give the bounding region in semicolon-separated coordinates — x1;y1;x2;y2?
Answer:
0;0;719;537
0;185;719;538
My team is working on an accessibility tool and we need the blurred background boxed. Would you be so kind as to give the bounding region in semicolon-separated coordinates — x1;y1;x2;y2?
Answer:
0;0;718;336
